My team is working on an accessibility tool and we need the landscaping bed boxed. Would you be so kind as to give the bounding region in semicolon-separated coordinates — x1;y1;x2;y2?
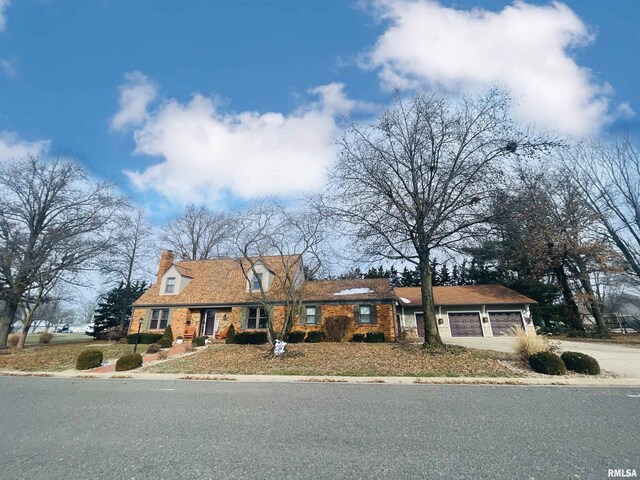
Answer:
143;343;517;377
0;342;142;371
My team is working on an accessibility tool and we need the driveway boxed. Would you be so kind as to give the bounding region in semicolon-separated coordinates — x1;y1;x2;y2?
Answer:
445;336;640;378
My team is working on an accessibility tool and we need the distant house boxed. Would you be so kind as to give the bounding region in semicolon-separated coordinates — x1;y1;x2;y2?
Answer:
129;251;536;341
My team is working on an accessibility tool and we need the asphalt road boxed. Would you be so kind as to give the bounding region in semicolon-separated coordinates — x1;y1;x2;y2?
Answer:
0;378;638;480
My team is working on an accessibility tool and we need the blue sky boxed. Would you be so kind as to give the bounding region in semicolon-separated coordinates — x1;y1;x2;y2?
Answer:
0;0;638;222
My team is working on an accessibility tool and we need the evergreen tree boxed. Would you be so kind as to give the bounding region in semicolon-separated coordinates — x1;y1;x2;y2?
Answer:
92;281;147;338
439;264;452;286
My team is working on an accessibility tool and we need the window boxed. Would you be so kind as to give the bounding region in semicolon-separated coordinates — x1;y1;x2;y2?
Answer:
165;277;175;293
359;305;371;324
149;309;169;329
247;307;268;329
252;273;263;291
306;306;317;324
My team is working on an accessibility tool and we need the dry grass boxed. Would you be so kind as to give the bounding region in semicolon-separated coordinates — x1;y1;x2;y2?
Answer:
554;333;640;347
144;343;517;377
0;342;141;372
508;325;548;361
7;334;20;348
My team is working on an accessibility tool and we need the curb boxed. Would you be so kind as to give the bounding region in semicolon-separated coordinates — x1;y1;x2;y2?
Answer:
1;370;639;386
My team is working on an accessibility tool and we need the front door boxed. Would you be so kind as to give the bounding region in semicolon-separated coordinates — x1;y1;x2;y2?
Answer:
204;309;217;337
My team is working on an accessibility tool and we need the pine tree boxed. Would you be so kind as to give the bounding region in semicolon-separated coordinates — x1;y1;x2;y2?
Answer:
92;281;148;338
439;264;452;285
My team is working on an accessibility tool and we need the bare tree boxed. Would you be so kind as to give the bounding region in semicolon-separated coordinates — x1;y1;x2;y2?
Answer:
162;205;233;260
0;157;125;349
233;200;325;348
325;90;550;346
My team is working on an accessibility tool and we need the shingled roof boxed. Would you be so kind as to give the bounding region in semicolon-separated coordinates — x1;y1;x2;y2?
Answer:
302;278;396;302
395;285;536;306
134;255;301;306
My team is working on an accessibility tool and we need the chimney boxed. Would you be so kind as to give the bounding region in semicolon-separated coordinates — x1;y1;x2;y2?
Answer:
156;250;175;283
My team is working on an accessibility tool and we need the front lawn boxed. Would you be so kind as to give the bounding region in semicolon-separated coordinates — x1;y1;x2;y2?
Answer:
144;343;517;377
552;333;640;347
0;342;141;372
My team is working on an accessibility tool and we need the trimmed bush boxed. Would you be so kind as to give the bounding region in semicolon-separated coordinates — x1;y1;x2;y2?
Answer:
323;315;351;342
365;332;385;343
287;331;306;343
305;331;325;343
561;351;600;375
162;324;173;340
39;332;53;344
528;351;566;375
146;343;160;354
225;324;236;344
126;333;163;344
351;333;365;343
158;337;172;348
234;331;268;345
115;353;143;371
191;337;206;347
76;350;103;370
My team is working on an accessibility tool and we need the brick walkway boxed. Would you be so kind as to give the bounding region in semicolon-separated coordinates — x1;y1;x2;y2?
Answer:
89;343;187;373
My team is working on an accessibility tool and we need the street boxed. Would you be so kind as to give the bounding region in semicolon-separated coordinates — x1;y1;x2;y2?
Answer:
0;377;638;479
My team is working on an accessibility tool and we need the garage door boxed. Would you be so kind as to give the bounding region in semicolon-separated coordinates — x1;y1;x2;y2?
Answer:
448;312;483;337
488;311;523;336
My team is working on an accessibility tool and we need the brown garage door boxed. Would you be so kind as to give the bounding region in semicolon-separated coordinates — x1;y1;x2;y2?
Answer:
448;312;482;337
489;311;523;336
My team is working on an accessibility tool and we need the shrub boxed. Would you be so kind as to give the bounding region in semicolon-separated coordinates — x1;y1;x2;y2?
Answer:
162;324;173;340
508;325;547;361
76;350;103;370
528;351;566;375
287;331;306;343
191;337;206;347
126;333;163;344
118;337;127;344
158;337;172;349
561;351;600;375
234;331;268;345
323;315;350;342
225;324;236;344
351;333;365;343
305;331;325;343
146;343;160;354
115;353;143;371
7;334;20;348
365;332;385;343
39;332;53;344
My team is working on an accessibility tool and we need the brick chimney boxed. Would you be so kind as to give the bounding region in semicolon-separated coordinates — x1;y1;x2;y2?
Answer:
156;250;175;283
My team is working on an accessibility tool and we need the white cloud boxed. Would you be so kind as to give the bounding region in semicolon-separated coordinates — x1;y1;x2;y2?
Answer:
0;130;50;162
121;77;357;204
366;0;612;136
0;0;9;32
615;102;635;120
0;58;15;78
110;71;158;132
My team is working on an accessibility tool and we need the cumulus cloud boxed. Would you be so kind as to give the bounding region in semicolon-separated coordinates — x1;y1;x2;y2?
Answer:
110;71;158;132
0;0;9;32
365;0;612;136
120;76;357;204
0;131;50;162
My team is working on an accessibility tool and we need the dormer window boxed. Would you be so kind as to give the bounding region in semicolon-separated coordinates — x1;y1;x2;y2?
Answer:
252;273;263;291
165;277;175;293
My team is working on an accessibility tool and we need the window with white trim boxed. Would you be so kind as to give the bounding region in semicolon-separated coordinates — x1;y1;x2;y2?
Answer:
165;277;176;293
305;306;317;324
252;273;263;291
247;307;268;329
149;309;169;330
359;305;371;324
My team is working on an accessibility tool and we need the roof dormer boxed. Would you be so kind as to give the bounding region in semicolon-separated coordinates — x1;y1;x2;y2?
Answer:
159;264;192;295
246;262;274;293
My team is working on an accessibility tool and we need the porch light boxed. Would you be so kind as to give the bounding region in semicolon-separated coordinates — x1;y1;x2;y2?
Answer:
437;318;443;325
482;316;489;323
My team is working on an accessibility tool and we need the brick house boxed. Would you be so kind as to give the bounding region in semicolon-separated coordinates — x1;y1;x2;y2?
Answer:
129;251;536;341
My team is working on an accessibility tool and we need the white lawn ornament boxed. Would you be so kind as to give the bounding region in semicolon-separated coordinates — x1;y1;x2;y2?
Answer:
274;339;287;356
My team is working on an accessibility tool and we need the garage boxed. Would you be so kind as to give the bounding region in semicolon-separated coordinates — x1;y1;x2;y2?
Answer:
448;312;483;337
488;311;523;336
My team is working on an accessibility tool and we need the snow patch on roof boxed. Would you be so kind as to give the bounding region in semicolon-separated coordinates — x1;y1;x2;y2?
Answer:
399;297;411;304
333;288;374;296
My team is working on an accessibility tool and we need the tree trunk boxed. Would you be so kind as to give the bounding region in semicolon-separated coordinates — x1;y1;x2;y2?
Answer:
578;273;609;335
553;264;583;331
420;258;442;346
0;300;20;349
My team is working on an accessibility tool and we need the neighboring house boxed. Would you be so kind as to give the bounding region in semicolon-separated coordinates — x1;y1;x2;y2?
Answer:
395;285;536;339
129;251;536;341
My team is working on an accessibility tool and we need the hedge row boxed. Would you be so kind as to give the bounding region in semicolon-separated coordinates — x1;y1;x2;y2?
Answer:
528;351;600;376
126;333;163;345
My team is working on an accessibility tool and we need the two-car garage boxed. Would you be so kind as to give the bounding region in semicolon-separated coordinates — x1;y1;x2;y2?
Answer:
447;311;525;337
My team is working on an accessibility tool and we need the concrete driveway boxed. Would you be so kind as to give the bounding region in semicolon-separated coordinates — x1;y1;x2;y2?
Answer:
445;336;640;378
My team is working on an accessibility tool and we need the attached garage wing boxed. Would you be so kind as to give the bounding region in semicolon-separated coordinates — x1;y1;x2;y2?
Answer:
448;312;483;337
488;311;524;336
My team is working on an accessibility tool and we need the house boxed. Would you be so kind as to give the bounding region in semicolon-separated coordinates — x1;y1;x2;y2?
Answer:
395;285;536;338
129;250;536;341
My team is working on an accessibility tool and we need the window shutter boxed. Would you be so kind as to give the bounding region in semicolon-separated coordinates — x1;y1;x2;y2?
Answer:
143;309;151;330
371;304;378;325
300;305;306;325
240;307;248;330
168;308;175;325
353;305;360;325
316;306;322;325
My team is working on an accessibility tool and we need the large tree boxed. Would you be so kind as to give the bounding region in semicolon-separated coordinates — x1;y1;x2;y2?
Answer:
92;281;148;338
0;157;124;349
326;90;549;346
162;205;233;260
